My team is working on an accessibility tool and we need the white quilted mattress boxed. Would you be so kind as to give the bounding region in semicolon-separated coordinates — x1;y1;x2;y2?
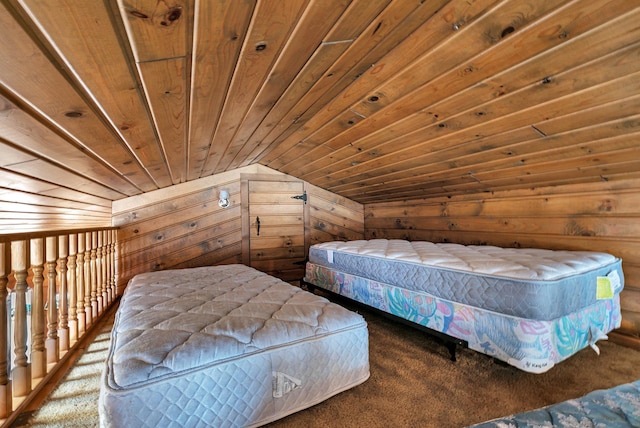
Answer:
99;264;369;427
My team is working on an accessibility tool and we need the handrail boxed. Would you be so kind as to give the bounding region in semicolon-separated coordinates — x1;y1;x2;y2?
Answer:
0;227;118;243
0;227;118;426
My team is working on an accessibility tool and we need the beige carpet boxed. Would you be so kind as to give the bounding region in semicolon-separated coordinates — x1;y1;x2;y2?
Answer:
19;299;640;428
15;319;114;428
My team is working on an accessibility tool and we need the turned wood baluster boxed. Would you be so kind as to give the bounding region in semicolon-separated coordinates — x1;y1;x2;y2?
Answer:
67;234;78;345
114;230;122;296
90;232;98;321
76;233;86;335
0;243;12;417
84;233;92;327
45;237;59;365
10;240;30;397
57;235;69;353
102;230;109;307
95;232;103;316
105;230;112;305
110;229;117;298
30;238;46;380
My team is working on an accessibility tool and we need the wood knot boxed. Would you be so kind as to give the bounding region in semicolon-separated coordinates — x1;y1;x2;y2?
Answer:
501;26;515;38
161;7;182;26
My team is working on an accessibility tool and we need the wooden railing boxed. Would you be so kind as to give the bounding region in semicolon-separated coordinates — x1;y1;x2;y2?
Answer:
0;228;118;425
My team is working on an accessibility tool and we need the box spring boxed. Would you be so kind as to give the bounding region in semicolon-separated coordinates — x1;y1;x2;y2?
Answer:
304;239;623;373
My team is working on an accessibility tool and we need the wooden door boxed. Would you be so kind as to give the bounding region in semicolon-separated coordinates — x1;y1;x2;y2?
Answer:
245;179;306;282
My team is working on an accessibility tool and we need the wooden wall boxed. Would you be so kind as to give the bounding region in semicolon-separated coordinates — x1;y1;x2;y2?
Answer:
112;165;364;289
364;178;640;348
112;167;248;289
306;182;365;249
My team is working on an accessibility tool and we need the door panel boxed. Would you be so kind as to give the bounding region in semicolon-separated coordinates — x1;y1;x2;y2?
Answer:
247;180;305;281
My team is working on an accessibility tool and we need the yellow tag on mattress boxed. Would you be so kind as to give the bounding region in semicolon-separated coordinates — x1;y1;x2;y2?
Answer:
596;277;613;299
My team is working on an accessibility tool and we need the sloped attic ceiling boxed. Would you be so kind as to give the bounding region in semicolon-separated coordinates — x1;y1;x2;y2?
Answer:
1;0;639;208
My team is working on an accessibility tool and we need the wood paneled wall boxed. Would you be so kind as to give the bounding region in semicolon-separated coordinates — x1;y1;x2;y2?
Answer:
364;178;640;348
113;165;364;289
112;166;256;289
306;182;364;249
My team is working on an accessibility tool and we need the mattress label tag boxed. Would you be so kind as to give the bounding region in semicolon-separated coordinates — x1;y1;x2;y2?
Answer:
272;371;302;398
327;250;334;263
596;276;613;299
607;270;622;293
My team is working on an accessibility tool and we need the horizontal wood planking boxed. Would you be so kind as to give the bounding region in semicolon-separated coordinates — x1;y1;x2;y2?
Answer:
364;178;640;343
115;165;363;286
113;167;263;286
0;196;112;233
306;183;364;248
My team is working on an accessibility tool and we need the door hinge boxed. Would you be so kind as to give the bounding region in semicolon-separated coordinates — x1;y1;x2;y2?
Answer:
291;191;307;204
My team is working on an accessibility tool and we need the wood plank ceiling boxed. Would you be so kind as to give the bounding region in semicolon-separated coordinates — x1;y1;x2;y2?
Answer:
1;0;639;211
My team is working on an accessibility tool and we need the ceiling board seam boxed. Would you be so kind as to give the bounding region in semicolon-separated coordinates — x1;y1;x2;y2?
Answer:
275;0;631;176
9;0;163;192
295;43;640;185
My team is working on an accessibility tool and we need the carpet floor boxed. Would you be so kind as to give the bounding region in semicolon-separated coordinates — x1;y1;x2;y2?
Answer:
18;298;640;428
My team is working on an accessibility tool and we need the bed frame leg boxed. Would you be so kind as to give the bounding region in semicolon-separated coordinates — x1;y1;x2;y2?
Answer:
446;342;457;362
300;279;315;293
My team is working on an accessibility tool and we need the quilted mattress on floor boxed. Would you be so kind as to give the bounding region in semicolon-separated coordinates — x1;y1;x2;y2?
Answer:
468;379;640;427
99;264;369;427
308;239;623;320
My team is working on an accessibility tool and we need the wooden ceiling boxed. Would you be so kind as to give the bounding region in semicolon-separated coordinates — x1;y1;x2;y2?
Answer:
1;0;639;209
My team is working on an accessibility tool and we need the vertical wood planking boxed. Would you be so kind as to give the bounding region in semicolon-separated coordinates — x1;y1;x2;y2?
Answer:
137;59;188;184
199;0;311;176
17;0;173;189
117;0;190;62
218;0;352;172
114;165;364;287
188;0;255;180
0;2;158;194
118;0;192;184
